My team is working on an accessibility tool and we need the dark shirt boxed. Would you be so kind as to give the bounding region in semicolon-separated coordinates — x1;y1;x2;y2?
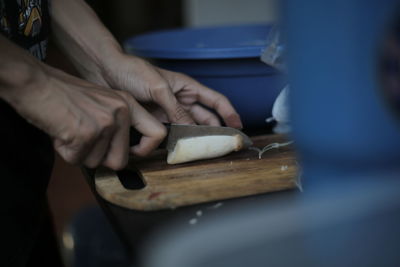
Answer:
0;1;59;266
0;0;50;60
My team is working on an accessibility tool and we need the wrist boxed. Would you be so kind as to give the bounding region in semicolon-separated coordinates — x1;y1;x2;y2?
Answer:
97;51;137;88
69;37;124;86
0;59;48;107
90;40;124;80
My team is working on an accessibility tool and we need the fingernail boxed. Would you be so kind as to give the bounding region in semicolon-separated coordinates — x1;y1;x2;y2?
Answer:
226;113;243;129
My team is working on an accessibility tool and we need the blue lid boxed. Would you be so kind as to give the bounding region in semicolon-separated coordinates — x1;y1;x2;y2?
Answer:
124;24;271;60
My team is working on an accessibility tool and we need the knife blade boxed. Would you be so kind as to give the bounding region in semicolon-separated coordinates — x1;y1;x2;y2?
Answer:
130;124;252;151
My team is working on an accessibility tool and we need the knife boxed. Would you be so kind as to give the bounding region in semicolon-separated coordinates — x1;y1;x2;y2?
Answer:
129;124;253;151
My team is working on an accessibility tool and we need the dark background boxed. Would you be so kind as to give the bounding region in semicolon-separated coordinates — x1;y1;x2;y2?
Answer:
86;0;183;42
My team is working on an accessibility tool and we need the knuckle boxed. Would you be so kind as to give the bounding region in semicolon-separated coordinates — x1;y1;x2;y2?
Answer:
98;114;115;130
57;126;77;145
84;160;99;169
103;158;126;171
215;94;228;105
84;153;104;169
55;139;84;165
80;126;97;143
113;100;130;118
150;82;169;97
61;149;80;165
155;125;168;140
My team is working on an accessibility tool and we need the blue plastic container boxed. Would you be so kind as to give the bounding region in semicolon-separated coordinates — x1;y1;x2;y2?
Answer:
124;24;285;129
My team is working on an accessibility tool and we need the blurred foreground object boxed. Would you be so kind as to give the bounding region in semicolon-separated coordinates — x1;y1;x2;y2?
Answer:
266;85;291;134
262;25;291;134
284;0;400;186
142;177;400;267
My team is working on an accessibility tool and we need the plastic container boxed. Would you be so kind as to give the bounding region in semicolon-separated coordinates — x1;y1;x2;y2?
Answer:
124;24;285;130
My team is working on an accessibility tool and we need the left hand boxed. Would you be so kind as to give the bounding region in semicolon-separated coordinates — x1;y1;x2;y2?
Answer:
90;55;243;128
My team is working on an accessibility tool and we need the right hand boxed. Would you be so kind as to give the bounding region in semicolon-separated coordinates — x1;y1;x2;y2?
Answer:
13;65;166;170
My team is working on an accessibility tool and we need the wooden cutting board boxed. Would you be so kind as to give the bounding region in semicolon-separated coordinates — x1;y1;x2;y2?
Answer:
95;134;299;211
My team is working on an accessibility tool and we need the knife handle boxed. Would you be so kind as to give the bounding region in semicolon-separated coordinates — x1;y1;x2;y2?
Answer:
129;123;170;148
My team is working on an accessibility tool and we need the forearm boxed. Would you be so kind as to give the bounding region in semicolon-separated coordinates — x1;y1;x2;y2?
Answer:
50;0;123;83
0;31;166;168
0;35;46;108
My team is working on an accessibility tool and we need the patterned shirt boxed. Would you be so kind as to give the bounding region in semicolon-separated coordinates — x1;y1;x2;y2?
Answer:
0;0;50;61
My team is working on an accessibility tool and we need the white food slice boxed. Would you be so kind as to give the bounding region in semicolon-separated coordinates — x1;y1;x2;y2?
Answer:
167;135;244;164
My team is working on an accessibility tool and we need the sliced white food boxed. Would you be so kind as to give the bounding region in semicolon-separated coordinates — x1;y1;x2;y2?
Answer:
167;135;244;164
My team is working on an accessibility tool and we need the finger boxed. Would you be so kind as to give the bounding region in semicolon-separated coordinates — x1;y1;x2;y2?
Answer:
118;92;167;157
143;103;169;123
160;69;242;128
131;135;163;157
195;86;242;128
150;79;195;124
53;127;98;165
151;108;169;123
130;105;167;157
189;104;221;126
54;139;79;163
83;128;113;168
100;105;130;170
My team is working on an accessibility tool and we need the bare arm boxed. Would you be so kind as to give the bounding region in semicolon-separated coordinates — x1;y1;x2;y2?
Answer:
50;0;243;128
50;0;122;83
0;36;45;106
0;35;166;169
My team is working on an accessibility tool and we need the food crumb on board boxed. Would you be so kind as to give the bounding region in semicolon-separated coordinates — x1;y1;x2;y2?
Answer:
209;202;223;210
230;161;233;166
189;218;198;225
189;210;203;225
280;165;288;171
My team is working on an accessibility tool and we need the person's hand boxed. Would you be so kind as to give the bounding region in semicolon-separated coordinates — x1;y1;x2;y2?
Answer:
49;0;242;128
9;64;166;170
89;55;243;128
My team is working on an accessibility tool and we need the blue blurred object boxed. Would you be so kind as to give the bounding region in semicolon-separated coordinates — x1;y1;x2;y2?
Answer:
126;24;272;59
124;24;285;130
283;0;400;185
